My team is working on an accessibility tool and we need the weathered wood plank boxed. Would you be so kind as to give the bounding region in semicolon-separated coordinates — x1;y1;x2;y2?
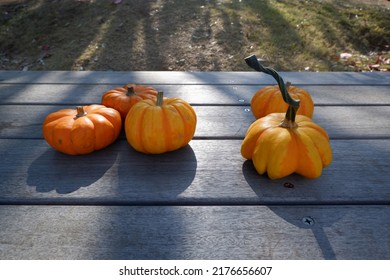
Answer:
1;105;389;139
1;71;389;85
1;139;389;204
1;70;388;262
1;205;389;259
1;84;389;105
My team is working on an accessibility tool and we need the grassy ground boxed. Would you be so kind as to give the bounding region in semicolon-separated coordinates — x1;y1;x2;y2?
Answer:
0;0;389;71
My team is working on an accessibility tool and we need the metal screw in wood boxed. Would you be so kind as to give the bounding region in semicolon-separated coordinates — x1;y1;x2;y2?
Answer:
302;216;315;226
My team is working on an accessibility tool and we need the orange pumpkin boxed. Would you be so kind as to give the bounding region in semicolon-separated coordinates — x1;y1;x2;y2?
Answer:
125;92;197;154
101;84;158;120
43;105;122;155
251;83;314;119
241;110;332;179
243;54;332;179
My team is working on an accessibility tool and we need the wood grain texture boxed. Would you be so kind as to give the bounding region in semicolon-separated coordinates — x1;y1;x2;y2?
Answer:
1;139;389;204
1;205;389;260
1;105;389;139
1;84;390;105
1;71;389;85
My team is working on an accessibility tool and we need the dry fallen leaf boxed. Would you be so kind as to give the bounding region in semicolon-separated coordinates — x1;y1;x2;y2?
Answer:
340;53;353;59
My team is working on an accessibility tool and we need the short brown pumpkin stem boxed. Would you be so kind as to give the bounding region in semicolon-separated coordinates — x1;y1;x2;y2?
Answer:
76;106;87;118
126;86;135;96
156;91;164;107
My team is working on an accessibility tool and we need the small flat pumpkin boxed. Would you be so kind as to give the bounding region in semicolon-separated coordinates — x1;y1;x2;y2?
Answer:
251;83;314;119
241;111;332;179
101;83;158;120
43;105;122;155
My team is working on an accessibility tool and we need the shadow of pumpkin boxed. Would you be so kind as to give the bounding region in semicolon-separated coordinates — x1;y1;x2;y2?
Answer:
114;142;198;203
242;160;344;260
27;143;119;194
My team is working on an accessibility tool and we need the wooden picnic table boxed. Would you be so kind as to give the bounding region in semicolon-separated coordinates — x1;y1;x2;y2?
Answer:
0;70;389;260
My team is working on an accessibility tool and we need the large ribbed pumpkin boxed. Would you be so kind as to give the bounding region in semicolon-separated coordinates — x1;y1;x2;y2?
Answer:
251;83;314;119
125;92;197;154
101;84;158;120
43;105;122;155
241;110;332;179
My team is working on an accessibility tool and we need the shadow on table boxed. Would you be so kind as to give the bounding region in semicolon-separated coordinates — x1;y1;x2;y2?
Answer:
86;143;198;259
26;139;197;199
27;144;119;194
242;160;344;260
114;142;198;203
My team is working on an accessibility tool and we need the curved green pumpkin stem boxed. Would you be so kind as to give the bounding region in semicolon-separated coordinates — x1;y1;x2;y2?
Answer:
244;54;300;122
280;106;298;128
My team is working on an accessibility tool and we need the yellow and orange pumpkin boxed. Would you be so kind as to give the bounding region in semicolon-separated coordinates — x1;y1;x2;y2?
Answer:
251;83;314;119
243;54;332;179
125;92;197;154
43;105;122;155
241;109;332;179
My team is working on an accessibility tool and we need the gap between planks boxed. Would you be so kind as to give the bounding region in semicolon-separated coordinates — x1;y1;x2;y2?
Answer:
1;200;390;207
